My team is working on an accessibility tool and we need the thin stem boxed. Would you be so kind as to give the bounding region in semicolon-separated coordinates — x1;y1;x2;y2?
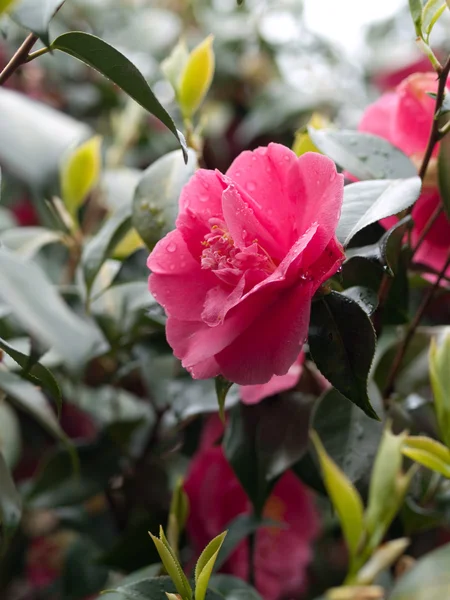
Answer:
25;46;51;63
383;249;450;399
412;204;443;257
0;33;38;86
248;530;256;587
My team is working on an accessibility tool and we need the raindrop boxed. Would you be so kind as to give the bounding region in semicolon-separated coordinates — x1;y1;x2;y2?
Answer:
199;193;209;203
246;181;256;192
169;264;176;270
235;171;241;177
167;243;177;253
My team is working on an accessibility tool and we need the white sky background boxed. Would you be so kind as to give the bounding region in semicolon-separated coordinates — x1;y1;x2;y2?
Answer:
303;0;407;54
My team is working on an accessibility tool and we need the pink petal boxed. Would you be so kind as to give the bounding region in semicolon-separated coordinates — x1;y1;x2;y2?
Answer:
358;92;398;143
240;352;305;404
395;73;438;156
215;280;314;384
226;143;299;249
287;152;344;265
148;229;216;321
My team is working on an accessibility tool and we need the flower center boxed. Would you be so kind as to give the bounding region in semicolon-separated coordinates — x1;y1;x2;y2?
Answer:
200;218;276;277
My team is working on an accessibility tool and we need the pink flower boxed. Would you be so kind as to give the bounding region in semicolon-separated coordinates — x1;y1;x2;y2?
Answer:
148;144;344;385
358;73;450;280
239;352;305;405
184;444;319;600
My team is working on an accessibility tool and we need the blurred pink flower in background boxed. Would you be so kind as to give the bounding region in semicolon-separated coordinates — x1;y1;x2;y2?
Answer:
358;73;450;281
184;417;319;600
148;143;344;385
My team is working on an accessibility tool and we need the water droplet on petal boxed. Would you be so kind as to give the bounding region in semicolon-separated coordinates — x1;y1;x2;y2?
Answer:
235;171;241;177
167;243;177;253
246;181;256;192
199;193;209;203
258;147;268;156
329;172;335;181
169;264;175;271
284;154;290;162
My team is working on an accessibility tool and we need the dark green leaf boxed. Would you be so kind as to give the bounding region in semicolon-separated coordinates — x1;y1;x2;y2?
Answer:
214;515;281;572
337;178;422;246
51;32;188;160
132;149;197;249
380;216;413;276
0;249;107;370
82;204;132;296
0;369;67;444
12;0;64;46
209;575;263;600
309;292;378;419
62;537;109;600
308;129;417;181
390;541;450;599
0;451;22;554
313;388;382;488
438;128;450;219
342;286;378;315
342;256;384;292
102;576;224;600
0;337;62;416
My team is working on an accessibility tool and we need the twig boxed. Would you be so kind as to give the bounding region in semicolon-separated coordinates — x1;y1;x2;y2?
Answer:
411;204;443;257
383;249;450;399
0;33;38;86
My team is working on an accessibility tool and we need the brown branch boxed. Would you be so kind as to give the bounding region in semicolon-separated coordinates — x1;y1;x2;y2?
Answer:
0;33;38;86
412;204;443;257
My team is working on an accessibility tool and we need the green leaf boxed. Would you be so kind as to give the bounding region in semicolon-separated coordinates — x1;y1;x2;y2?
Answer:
0;0;16;15
102;577;226;600
195;532;227;600
0;89;90;188
342;286;378;316
365;427;414;549
132;149;197;249
0;227;64;258
337;178;422;246
409;0;424;36
0;249;107;370
61;536;109;600
150;531;192;600
429;333;450;447
0;337;62;417
309;292;378;419
402;435;450;478
0;402;21;469
214;515;281;572
312;388;382;488
389;541;450;600
0;451;21;554
167;478;189;552
380;216;413;276
311;430;364;561
60;136;102;220
438;127;450;219
209;575;262;600
51;32;188;161
11;0;64;46
82;204;132;297
161;39;189;91
356;538;410;586
178;35;215;119
422;0;446;40
308;129;417;181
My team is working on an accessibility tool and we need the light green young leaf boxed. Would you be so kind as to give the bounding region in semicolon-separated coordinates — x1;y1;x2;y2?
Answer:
429;334;450;447
195;532;227;600
365;426;412;549
402;435;450;478
409;0;424;36
356;538;410;585
311;430;364;560
61;136;102;220
0;0;16;15
422;0;447;40
167;478;189;552
178;35;215;119
149;529;192;600
161;39;189;92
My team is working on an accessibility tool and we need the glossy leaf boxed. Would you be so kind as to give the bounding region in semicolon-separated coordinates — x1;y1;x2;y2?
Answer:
309;292;378;419
342;286;378;316
402;435;450;478
429;333;450;447
311;430;364;560
337;178;422;246
179;35;215;119
438;127;450;219
82;204;132;296
0;337;62;416
195;532;227;600
12;0;64;45
0;451;22;554
0;249;107;370
0;370;67;444
390;541;450;600
380;216;413;276
61;136;102;219
308;129;417;181
313;388;382;487
409;0;424;36
132;149;197;249
51;32;188;160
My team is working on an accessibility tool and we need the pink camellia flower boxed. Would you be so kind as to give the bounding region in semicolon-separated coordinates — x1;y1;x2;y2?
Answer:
240;351;305;405
148;144;344;385
358;73;450;280
184;443;319;600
